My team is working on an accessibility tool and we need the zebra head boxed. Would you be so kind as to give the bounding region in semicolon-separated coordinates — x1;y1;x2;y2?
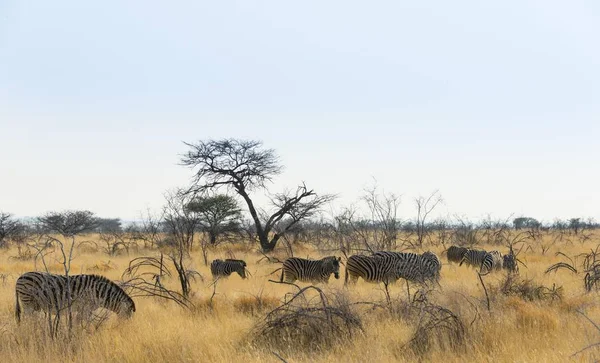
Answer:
226;259;248;279
322;256;342;279
117;296;136;318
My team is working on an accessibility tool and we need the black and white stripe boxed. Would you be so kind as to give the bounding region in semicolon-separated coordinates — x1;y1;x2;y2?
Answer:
345;254;403;285
15;271;135;323
369;250;440;284
489;251;503;271
210;259;247;279
280;256;341;283
459;249;494;274
446;246;468;264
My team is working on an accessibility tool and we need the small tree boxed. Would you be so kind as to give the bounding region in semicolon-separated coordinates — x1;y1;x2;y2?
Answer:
361;182;401;251
0;212;25;248
415;190;443;247
513;217;540;230
186;194;241;245
95;218;123;233
162;189;199;255
569;218;581;235
181;138;335;252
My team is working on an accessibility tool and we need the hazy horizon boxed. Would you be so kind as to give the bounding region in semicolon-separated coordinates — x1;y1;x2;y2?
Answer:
1;1;598;222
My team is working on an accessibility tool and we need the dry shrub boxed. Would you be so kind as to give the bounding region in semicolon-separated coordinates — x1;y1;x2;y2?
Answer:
233;294;280;316
496;273;562;301
250;285;363;354
404;292;466;356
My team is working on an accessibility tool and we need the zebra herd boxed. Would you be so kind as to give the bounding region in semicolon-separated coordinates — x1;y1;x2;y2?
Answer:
446;245;518;274
13;246;517;323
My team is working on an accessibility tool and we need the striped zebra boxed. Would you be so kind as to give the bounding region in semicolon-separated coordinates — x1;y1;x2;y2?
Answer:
371;251;440;285
489;251;503;271
459;249;494;274
15;271;135;323
280;256;341;283
345;254;403;285
210;259;247;279
446;246;468;264
502;254;518;273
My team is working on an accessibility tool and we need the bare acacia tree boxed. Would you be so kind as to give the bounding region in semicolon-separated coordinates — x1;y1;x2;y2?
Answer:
180;139;335;252
361;182;401;251
414;190;443;247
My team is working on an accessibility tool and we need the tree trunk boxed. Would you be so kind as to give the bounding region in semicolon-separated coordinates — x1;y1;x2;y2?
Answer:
261;234;280;253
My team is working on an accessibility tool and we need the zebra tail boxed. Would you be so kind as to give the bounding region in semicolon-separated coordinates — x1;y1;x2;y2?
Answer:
15;293;21;324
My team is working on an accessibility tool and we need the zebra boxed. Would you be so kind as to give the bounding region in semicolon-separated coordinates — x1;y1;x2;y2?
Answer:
489;251;503;271
368;251;440;285
446;245;468;264
280;256;341;283
15;271;135;323
394;252;441;285
459;249;494;274
502;253;518;273
210;259;247;279
345;254;403;285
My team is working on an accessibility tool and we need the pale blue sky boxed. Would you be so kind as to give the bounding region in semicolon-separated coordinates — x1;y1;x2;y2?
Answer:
1;1;598;223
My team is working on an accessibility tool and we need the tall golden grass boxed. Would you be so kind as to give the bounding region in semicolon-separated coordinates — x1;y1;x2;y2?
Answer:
0;232;598;362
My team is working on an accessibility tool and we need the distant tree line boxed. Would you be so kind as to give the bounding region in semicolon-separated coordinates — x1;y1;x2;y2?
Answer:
1;138;598;254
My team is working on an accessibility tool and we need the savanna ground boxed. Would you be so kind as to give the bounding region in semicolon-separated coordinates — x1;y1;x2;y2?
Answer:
1;231;600;363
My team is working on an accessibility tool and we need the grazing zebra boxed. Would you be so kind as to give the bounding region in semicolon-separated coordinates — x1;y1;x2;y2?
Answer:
446;246;468;264
393;252;441;284
503;254;518;273
489;251;503;271
15;271;135;323
345;254;403;285
368;251;440;285
459;249;494;274
210;259;247;279
280;256;341;283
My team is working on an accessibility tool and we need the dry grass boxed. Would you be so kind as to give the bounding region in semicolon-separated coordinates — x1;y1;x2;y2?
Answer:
0;232;599;362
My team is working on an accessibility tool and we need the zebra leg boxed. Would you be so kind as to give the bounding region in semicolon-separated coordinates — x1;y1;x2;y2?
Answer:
15;294;21;324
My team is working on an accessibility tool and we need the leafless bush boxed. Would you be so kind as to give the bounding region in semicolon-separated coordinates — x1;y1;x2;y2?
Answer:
581;246;600;292
120;254;197;309
250;284;363;354
361;181;401;251
545;245;600;293
414;190;443;248
496;273;562;302
406;299;466;356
